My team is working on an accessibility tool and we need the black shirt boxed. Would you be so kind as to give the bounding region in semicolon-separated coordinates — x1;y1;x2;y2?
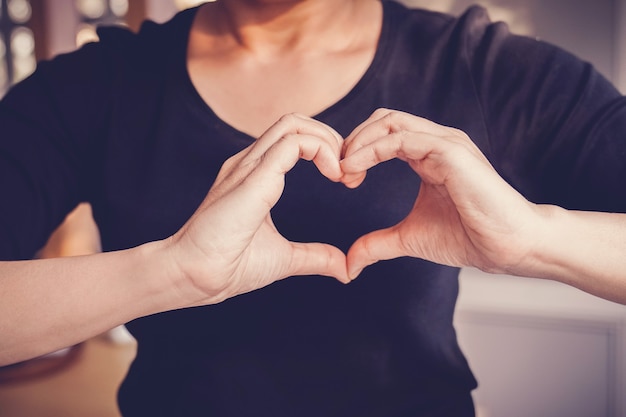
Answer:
1;1;625;416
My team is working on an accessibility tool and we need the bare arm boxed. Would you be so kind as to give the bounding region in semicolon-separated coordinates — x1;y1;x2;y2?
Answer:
0;114;349;366
341;109;626;304
522;207;626;303
0;243;178;365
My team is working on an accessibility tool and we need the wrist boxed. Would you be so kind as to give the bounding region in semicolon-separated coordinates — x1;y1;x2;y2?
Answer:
153;234;219;308
129;238;205;313
505;203;592;286
500;204;563;279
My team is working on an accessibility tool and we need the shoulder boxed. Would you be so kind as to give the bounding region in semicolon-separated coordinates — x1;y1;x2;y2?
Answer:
382;1;494;43
381;1;564;65
379;1;518;80
15;6;198;106
30;6;197;81
94;6;198;70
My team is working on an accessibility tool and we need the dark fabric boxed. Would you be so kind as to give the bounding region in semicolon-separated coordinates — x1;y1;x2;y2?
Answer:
1;1;625;416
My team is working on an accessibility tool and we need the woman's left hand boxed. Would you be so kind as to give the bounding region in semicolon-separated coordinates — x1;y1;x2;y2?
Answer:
340;108;542;278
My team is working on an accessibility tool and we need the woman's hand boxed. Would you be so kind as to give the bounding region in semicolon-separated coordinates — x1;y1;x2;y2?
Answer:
169;114;350;306
341;108;543;278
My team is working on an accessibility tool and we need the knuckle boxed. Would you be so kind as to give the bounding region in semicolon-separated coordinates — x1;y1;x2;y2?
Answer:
373;107;390;117
359;236;376;260
280;132;299;143
219;153;246;175
382;110;406;131
272;133;301;156
221;156;237;170
276;113;296;129
447;127;471;142
279;112;304;126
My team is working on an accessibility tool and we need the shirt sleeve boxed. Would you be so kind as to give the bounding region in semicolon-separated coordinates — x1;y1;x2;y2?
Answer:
0;41;114;260
460;6;626;213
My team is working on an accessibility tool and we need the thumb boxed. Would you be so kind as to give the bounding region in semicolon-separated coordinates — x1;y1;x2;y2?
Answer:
288;242;350;284
346;227;404;279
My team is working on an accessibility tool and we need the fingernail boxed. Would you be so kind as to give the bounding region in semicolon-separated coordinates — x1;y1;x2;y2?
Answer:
348;267;363;281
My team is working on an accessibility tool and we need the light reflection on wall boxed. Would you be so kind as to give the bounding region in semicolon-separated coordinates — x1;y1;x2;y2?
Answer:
72;0;215;48
11;25;35;81
0;0;36;97
75;0;129;47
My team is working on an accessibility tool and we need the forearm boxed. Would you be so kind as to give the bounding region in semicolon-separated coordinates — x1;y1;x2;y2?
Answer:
513;205;626;304
0;240;189;366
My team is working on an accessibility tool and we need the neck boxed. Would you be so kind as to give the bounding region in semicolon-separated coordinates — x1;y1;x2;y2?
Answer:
196;0;380;58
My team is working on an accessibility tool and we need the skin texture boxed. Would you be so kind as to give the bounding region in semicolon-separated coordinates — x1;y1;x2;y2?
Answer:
187;0;382;137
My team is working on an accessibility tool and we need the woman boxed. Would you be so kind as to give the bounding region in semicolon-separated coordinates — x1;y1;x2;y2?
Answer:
1;0;625;415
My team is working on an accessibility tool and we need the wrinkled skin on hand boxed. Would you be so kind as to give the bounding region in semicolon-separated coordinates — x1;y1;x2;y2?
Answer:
341;109;541;278
168;108;544;306
169;113;350;306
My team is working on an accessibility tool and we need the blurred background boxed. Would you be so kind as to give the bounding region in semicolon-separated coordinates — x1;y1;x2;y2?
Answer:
0;1;625;416
0;0;209;98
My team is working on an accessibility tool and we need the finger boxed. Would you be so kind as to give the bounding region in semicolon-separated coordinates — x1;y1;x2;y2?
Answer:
215;133;344;232
342;128;495;189
256;132;344;184
341;129;423;189
287;242;350;283
343;109;452;157
346;227;405;279
340;169;367;189
210;127;343;207
341;110;455;187
342;130;435;178
248;113;344;163
340;109;392;188
342;108;392;153
211;145;254;188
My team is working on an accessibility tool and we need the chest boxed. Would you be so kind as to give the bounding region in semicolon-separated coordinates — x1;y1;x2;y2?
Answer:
91;98;421;255
187;50;377;138
90;43;488;252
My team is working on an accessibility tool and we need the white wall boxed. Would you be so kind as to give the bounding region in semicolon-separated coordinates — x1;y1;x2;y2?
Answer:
456;270;626;417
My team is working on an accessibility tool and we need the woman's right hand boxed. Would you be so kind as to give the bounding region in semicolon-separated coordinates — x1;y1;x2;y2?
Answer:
168;113;350;306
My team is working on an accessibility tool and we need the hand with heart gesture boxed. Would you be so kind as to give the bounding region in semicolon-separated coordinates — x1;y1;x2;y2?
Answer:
4;109;625;367
340;109;549;277
341;109;626;304
172;108;626;305
169;113;350;306
171;108;535;306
